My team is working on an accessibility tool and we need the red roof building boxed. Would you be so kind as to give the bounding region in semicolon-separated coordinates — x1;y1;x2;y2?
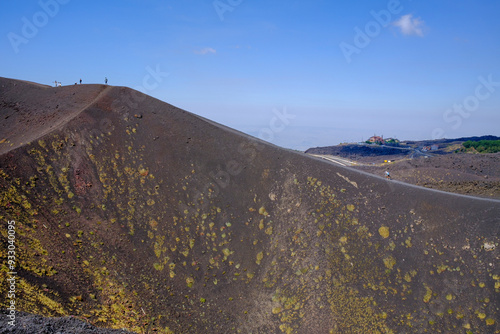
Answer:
368;135;385;144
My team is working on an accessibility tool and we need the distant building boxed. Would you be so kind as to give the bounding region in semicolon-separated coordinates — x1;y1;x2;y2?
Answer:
368;135;385;144
421;144;439;152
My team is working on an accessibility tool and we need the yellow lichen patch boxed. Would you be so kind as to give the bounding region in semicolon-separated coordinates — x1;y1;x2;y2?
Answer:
383;255;396;270
256;251;264;265
346;204;355;212
259;206;269;216
378;226;390;239
436;264;449;274
272;307;282;314
423;285;433;303
149;220;158;230
222;248;233;259
326;285;388;333
16;279;66;316
279;324;293;334
186;277;194;288
486;318;495;325
84;266;146;332
259;219;264;230
265;226;273;235
154;236;166;258
404;237;412;248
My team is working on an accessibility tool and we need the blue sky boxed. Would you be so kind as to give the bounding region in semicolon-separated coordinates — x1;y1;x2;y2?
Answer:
1;0;499;150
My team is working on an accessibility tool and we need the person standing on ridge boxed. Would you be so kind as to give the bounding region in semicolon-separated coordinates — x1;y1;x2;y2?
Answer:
105;77;108;85
80;78;82;84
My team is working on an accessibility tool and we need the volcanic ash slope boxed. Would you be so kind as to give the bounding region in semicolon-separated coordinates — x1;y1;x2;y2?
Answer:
0;77;499;333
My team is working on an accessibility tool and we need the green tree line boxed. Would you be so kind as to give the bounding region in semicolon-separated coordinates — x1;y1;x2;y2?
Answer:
462;140;500;153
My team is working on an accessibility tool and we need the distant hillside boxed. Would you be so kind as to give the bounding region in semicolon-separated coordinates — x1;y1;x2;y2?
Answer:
305;144;411;158
403;135;500;150
305;135;500;158
306;136;500;199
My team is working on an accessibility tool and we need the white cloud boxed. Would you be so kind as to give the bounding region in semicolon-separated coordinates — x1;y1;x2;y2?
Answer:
393;14;425;37
195;47;216;55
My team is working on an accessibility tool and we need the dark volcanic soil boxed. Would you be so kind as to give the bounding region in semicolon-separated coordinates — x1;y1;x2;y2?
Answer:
357;153;500;199
1;77;499;333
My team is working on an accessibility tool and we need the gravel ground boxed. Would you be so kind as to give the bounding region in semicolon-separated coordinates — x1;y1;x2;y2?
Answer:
355;153;500;198
0;311;136;334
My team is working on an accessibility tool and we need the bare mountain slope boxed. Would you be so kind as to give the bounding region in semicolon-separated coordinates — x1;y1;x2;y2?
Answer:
1;77;499;333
